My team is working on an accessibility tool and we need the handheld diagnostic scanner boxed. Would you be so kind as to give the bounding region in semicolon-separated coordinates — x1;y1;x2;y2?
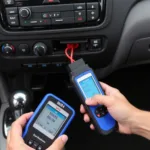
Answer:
68;59;117;135
23;94;75;150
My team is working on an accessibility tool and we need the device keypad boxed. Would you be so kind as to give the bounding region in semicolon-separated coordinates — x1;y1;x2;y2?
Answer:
95;106;108;118
27;139;43;150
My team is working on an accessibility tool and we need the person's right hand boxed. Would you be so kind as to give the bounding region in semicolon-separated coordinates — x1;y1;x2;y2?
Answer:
80;82;140;134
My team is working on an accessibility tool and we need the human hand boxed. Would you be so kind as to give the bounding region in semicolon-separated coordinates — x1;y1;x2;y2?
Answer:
7;112;68;150
80;82;139;134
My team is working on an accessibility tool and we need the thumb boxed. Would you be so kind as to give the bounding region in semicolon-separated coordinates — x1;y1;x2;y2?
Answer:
46;135;68;150
86;95;115;108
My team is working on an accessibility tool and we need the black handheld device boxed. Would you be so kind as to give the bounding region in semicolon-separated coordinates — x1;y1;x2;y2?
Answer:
68;59;117;135
23;94;75;150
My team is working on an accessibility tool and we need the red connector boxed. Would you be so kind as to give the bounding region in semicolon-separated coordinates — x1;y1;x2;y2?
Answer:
65;44;79;63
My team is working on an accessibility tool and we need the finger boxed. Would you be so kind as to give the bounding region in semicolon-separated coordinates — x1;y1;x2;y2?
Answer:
11;112;33;138
100;82;119;96
47;135;68;150
84;114;90;123
80;105;86;114
86;95;115;108
90;124;95;130
14;112;33;128
7;130;11;144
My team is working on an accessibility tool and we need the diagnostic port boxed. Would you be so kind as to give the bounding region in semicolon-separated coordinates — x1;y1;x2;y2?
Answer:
52;39;88;54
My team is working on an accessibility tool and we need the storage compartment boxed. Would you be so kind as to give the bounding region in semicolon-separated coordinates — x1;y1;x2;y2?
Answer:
127;38;150;64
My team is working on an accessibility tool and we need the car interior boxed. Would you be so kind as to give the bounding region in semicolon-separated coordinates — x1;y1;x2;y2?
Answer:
0;0;150;149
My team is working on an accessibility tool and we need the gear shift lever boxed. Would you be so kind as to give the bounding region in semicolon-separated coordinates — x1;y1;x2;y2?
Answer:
9;91;30;120
3;90;31;138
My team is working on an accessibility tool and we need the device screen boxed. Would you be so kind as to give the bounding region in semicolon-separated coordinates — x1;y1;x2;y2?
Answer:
77;73;100;99
33;101;69;140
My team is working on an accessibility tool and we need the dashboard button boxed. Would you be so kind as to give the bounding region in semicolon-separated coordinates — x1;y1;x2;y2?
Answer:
52;12;61;18
23;64;36;68
75;10;85;18
30;20;38;24
42;13;49;19
4;0;14;6
90;39;101;49
19;44;29;54
7;14;19;26
75;11;86;23
52;17;74;25
87;2;99;10
87;10;99;21
6;7;18;15
43;0;60;4
75;16;86;23
74;3;85;10
37;63;50;68
38;19;51;25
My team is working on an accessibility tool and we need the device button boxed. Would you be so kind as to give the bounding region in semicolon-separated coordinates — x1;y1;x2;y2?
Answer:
87;2;99;10
37;145;42;150
6;7;18;15
32;141;39;149
7;14;19;26
28;140;33;146
4;0;14;6
87;10;99;21
95;106;108;118
90;39;102;49
43;0;60;4
18;44;29;54
74;3;85;10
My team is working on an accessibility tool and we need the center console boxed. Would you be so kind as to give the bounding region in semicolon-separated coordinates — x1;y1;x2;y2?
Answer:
0;0;110;73
2;0;105;30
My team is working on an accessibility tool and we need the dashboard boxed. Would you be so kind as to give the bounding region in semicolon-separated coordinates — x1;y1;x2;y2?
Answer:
0;0;149;78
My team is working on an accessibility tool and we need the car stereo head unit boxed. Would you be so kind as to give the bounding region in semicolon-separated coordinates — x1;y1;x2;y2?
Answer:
1;0;106;31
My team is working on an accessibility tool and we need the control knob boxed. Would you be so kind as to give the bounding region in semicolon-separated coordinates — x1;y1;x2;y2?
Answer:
2;44;15;54
19;7;31;18
33;42;47;56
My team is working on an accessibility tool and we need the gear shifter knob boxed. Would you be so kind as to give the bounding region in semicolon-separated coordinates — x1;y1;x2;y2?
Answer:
9;91;31;120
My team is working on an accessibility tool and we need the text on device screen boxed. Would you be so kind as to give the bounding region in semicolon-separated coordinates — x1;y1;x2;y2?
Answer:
79;76;100;99
33;101;69;139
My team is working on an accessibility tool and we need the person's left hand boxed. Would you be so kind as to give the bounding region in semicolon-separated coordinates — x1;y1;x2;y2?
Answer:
7;112;68;150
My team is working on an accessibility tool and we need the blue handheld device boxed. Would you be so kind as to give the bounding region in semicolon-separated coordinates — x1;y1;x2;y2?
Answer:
23;94;75;150
68;59;117;135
